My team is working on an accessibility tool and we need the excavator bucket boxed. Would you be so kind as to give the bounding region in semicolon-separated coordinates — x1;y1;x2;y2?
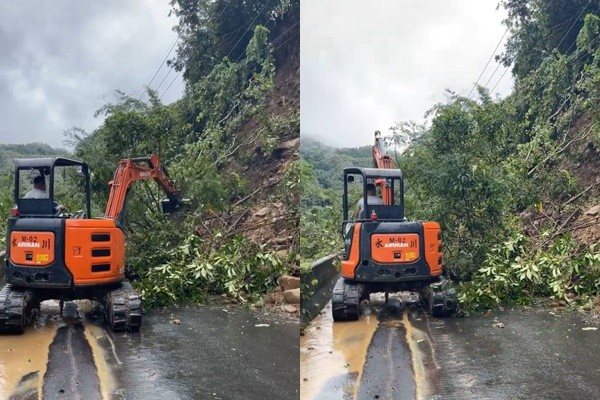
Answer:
160;197;191;214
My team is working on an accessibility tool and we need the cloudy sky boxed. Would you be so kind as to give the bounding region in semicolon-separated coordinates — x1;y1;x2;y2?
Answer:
301;0;514;148
0;0;184;148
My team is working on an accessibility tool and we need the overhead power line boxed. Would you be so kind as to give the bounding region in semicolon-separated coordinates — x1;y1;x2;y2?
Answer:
466;27;508;99
488;0;593;96
138;37;179;101
225;0;274;60
159;28;299;101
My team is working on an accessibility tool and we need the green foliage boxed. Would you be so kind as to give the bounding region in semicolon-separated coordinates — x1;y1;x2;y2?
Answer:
0;174;12;249
391;97;526;277
299;157;343;261
459;233;600;315
499;0;600;80
135;232;285;307
168;0;298;83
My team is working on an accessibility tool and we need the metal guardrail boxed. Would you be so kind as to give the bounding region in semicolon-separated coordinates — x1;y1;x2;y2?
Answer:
0;249;5;283
300;252;341;326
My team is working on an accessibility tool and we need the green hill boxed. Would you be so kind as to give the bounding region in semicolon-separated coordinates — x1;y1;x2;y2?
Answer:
0;143;70;175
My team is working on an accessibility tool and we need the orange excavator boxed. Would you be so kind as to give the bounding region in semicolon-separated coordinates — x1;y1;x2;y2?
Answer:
1;154;186;333
332;131;457;321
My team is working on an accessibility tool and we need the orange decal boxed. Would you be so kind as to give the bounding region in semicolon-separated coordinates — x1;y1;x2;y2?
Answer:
9;231;55;266
370;233;420;263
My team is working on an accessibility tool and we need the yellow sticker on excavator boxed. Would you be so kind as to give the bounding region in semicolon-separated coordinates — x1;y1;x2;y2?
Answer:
36;254;49;263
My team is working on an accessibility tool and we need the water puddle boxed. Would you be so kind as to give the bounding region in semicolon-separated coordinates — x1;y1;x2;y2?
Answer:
0;299;118;400
0;304;59;399
300;301;379;399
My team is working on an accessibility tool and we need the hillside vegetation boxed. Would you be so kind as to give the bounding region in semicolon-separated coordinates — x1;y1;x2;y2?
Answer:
302;0;600;314
1;0;300;308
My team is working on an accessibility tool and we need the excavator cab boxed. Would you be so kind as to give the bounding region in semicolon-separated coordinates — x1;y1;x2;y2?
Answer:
342;167;405;236
12;158;91;219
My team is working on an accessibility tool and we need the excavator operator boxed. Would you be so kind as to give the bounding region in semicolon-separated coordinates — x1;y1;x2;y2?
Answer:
24;175;66;214
353;183;383;219
24;175;48;199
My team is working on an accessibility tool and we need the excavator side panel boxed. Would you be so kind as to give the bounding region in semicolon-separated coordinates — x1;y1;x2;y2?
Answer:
422;221;443;277
341;222;362;279
64;219;125;285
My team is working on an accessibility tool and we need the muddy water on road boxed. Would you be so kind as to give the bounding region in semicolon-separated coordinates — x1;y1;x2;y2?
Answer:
300;299;381;399
0;300;118;400
300;293;443;400
0;323;57;399
302;293;600;400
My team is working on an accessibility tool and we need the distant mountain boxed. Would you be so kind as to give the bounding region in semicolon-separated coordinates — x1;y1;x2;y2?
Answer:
301;136;373;189
0;143;70;174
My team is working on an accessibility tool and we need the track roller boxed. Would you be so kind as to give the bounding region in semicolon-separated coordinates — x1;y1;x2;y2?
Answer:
103;281;142;332
332;277;364;321
0;284;38;334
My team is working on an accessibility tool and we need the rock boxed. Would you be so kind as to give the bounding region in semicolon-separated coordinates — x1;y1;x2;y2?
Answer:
585;205;600;216
494;322;505;329
283;304;297;313
283;288;300;304
277;138;300;150
254;207;270;218
280;275;300;291
277;249;288;259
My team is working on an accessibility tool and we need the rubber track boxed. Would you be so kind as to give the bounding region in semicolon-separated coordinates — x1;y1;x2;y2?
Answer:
0;284;32;333
332;277;360;321
105;281;142;332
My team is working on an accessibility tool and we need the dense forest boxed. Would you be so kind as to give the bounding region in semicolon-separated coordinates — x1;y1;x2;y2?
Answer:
302;0;600;314
299;137;371;265
1;0;300;307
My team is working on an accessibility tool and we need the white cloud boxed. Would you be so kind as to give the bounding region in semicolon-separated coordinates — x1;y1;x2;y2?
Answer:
301;0;514;147
0;0;184;148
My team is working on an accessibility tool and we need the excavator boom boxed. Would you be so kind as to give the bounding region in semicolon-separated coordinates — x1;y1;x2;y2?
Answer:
104;154;183;222
372;131;393;205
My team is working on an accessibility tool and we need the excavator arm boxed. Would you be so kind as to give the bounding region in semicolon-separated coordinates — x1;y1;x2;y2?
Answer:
104;154;183;222
372;131;393;205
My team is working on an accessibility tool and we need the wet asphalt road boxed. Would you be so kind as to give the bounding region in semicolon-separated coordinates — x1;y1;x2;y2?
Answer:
300;294;600;400
0;301;299;400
